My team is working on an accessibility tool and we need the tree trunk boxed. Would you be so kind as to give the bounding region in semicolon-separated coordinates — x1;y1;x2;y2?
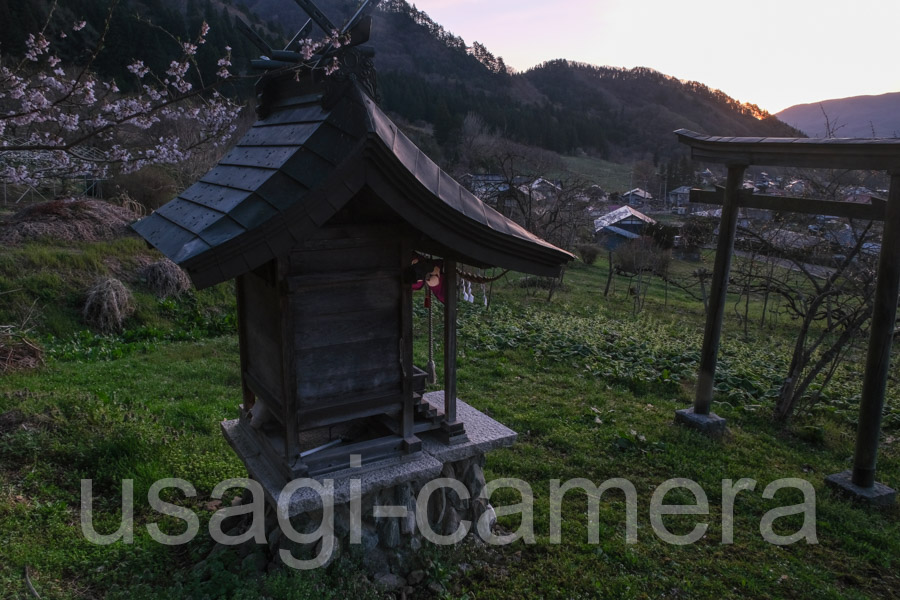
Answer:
604;251;614;297
774;308;818;420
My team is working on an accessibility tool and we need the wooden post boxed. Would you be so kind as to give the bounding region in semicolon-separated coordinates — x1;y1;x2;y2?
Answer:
693;165;745;415
852;173;900;488
604;251;614;297
235;276;254;410
696;269;709;314
279;262;304;476
400;241;418;451
443;259;458;424
439;259;466;443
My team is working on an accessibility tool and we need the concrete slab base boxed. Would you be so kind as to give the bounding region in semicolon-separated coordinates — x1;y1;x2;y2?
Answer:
825;470;897;507
674;407;727;436
421;392;516;463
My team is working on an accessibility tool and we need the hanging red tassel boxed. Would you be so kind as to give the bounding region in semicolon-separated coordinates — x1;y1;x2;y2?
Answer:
424;287;432;308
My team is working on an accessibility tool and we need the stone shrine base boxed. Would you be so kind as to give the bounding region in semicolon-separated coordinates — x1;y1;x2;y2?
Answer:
216;394;516;588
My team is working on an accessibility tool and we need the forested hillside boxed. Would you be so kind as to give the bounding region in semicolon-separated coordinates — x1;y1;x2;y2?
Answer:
0;0;803;164
369;1;803;161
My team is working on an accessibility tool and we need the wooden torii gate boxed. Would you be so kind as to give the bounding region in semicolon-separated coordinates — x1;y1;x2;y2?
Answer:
674;129;898;506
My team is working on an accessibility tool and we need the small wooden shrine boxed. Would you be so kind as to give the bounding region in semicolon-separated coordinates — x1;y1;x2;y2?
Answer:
133;10;572;483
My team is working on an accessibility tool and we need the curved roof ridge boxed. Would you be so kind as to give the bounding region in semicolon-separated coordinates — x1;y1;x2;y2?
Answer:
133;82;571;288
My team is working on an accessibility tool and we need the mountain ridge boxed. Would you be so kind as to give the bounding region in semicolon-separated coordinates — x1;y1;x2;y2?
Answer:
363;1;802;161
0;0;804;163
776;92;900;138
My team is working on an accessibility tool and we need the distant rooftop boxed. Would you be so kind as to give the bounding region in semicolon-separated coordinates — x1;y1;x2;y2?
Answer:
593;205;656;231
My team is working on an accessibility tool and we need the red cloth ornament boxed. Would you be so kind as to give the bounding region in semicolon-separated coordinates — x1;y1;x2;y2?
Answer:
411;259;445;303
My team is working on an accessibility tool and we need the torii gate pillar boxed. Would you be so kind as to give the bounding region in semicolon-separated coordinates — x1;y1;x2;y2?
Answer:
675;164;745;436
826;172;900;506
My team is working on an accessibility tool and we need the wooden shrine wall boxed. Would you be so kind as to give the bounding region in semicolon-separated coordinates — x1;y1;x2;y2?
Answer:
288;225;406;430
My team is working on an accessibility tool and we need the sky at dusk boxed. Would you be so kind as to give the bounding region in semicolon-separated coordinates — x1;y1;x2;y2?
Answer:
409;0;900;114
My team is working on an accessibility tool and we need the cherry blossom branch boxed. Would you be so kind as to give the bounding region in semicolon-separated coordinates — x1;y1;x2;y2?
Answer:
0;4;352;187
0;8;240;185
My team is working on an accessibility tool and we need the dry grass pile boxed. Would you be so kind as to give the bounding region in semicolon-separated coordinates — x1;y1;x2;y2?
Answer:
0;328;44;374
0;409;26;434
575;244;602;265
109;166;177;212
83;278;135;333
139;258;191;299
0;198;137;245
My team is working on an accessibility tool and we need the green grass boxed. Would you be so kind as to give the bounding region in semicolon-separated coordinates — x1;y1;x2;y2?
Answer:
450;351;899;599
0;234;235;340
1;256;898;599
558;156;634;192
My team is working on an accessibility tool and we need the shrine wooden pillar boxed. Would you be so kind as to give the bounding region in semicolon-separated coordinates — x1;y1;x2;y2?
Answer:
443;259;458;424
439;259;467;443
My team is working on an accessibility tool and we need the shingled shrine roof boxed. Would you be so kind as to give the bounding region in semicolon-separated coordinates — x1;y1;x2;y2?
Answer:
133;78;573;288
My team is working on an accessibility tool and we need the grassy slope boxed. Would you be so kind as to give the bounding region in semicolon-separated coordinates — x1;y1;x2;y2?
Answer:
0;206;237;361
558;156;633;192
0;237;150;338
0;254;898;598
452;264;900;598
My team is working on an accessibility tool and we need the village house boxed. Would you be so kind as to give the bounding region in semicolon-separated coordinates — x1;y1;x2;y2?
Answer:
593;205;656;250
621;188;653;206
668;185;691;212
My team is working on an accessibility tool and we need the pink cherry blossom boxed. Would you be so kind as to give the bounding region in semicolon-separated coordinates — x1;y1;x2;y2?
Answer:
1;10;350;187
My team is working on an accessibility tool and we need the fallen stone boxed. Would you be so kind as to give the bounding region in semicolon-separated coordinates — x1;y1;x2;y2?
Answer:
236;540;254;559
464;462;485;499
399;483;417;535
267;526;282;555
379;518;401;549
443;506;461;536
441;462;456;480
361;543;389;573
333;503;352;538
407;569;426;585
374;572;407;591
314;537;340;569
360;523;379;551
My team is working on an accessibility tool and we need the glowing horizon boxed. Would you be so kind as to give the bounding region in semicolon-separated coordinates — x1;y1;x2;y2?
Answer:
409;0;900;114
